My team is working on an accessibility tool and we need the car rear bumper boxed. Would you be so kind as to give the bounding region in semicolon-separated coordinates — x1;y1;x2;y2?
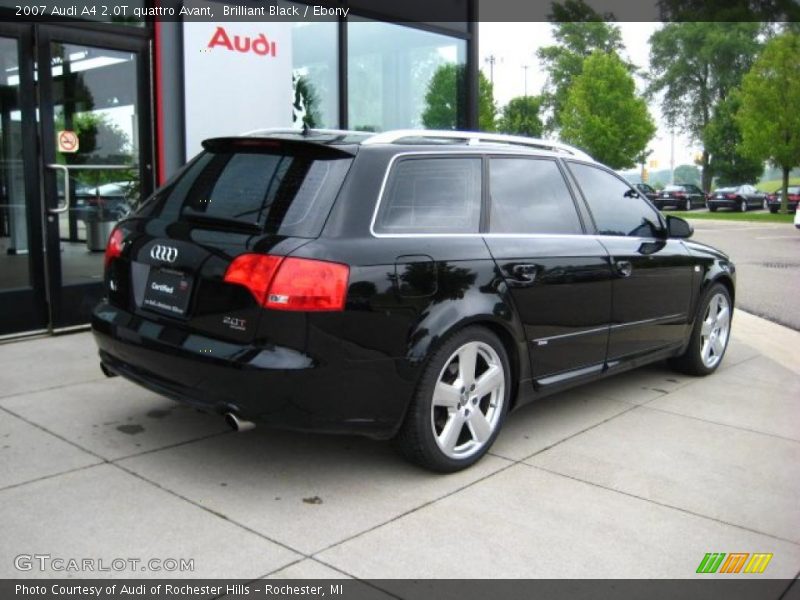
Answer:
92;301;410;438
768;200;798;212
706;199;739;209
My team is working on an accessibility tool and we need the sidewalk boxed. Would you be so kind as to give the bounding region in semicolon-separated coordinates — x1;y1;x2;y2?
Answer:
0;311;798;581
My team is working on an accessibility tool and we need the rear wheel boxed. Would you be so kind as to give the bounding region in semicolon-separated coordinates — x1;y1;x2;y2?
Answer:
394;326;510;472
685;198;692;211
740;199;747;212
769;206;778;214
669;283;732;376
709;205;718;212
763;198;769;210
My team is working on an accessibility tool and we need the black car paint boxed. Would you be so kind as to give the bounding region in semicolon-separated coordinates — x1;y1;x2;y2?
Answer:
92;141;736;440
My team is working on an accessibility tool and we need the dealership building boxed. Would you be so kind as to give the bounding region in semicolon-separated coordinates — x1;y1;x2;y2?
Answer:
0;1;478;337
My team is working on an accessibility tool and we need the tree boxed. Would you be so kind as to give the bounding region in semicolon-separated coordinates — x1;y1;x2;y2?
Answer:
737;32;800;213
648;22;763;191
673;164;701;187
292;73;321;129
497;96;544;137
536;0;627;132
704;93;763;186
421;64;497;131
559;51;655;170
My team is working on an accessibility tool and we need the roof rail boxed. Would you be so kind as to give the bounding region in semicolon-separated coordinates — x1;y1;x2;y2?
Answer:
241;127;370;138
361;129;593;161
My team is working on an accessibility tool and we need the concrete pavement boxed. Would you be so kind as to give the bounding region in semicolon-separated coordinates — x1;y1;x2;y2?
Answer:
0;314;798;581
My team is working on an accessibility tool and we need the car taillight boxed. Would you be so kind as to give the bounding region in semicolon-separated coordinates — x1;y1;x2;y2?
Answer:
224;254;349;312
104;227;124;269
223;254;283;306
673;192;685;198
725;193;737;199
788;194;800;201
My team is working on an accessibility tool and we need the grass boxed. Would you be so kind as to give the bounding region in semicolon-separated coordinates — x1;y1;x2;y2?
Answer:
664;210;795;224
756;177;800;192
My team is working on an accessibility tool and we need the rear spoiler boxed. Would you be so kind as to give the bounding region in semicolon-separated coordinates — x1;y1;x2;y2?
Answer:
201;137;358;158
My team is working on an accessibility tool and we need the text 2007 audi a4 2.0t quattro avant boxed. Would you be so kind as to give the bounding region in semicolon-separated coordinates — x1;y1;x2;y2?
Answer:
92;129;736;472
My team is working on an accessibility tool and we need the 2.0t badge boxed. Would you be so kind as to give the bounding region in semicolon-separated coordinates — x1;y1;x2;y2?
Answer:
150;244;178;263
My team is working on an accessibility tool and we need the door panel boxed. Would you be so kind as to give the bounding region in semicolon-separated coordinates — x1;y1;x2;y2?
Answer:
38;26;152;330
598;237;694;361
0;26;48;336
485;236;613;382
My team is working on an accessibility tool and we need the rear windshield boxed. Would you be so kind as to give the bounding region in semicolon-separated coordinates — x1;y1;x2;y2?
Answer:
150;148;352;237
663;185;689;192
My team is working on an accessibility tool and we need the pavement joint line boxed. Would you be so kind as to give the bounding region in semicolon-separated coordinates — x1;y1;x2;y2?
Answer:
637;403;800;445
109;459;311;562
0;374;107;402
0;403;313;564
523;462;800;548
107;428;233;462
489;401;642;463
309;455;518;558
0;461;103;495
778;573;800;600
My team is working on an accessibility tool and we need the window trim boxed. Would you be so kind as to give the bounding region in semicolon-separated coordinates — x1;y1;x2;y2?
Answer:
485;155;587;236
564;159;667;239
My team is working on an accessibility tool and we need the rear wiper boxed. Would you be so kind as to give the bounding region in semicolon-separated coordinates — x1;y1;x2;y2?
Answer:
182;213;261;233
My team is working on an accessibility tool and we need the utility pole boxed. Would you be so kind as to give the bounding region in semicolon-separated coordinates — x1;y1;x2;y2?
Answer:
522;64;529;97
484;55;498;85
669;129;675;185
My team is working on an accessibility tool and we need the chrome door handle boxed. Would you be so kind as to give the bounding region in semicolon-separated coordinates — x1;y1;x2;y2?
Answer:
615;260;633;278
47;164;70;214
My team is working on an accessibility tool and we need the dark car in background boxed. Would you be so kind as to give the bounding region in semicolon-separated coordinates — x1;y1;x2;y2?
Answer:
634;182;658;202
766;186;799;213
653;184;706;211
73;181;134;222
707;184;767;212
92;129;736;472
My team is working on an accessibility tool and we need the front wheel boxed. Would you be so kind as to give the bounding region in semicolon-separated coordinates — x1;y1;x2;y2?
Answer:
685;198;692;211
394;327;510;472
669;283;732;376
740;199;748;212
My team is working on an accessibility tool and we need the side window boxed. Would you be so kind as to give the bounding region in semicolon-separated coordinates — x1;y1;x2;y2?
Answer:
374;157;481;234
488;158;582;234
568;162;663;238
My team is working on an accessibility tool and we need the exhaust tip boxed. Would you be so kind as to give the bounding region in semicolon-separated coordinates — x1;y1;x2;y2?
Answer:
224;412;255;433
100;363;118;378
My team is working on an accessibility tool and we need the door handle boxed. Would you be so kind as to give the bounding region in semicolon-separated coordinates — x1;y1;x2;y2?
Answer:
511;264;538;285
614;260;633;278
47;164;70;214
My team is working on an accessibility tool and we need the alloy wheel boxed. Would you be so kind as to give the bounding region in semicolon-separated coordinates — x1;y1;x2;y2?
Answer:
430;341;505;460
700;292;731;369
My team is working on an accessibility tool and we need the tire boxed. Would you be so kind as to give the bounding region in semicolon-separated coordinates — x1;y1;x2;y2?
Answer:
709;206;718;212
769;206;778;214
763;198;769;211
685;198;692;211
394;326;511;472
740;199;747;212
669;283;732;376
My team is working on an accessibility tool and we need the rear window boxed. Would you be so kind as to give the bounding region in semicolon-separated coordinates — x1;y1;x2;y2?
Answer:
152;149;352;237
374;157;482;234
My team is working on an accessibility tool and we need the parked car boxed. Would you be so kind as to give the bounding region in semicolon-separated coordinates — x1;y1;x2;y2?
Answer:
707;184;767;212
795;207;800;229
70;181;134;223
652;184;706;211
92;129;736;472
634;182;658;202
766;185;800;213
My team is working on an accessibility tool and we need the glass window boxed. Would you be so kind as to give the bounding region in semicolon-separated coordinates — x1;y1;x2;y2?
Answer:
153;148;352;238
568;162;663;238
347;19;467;131
489;159;581;234
292;22;338;128
375;158;481;234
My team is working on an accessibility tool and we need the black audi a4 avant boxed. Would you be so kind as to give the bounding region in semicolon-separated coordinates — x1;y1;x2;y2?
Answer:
92;129;736;471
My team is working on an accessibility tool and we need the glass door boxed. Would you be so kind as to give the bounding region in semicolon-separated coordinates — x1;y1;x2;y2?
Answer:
37;25;153;330
0;24;47;337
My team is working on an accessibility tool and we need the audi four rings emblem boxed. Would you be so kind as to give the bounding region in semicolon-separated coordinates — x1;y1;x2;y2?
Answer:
150;244;179;263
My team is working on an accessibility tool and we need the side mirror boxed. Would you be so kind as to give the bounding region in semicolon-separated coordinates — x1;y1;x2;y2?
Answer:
666;215;693;239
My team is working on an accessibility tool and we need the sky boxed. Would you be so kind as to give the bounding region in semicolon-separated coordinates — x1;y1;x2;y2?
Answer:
479;22;700;172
